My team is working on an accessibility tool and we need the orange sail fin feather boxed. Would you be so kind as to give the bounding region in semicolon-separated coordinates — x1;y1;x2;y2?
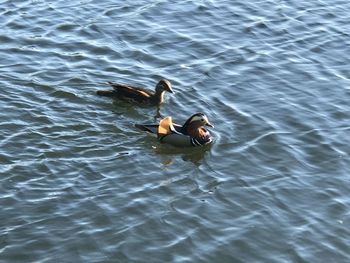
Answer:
157;116;173;138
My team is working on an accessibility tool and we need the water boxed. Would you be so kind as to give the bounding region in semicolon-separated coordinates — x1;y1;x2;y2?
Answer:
1;0;349;262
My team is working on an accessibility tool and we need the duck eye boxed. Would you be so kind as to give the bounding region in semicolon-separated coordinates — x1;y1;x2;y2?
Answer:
201;118;204;122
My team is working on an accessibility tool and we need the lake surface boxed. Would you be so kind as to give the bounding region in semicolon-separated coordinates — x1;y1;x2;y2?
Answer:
1;0;349;262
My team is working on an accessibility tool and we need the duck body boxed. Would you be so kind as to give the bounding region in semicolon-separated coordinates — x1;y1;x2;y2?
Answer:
96;79;173;105
135;113;214;147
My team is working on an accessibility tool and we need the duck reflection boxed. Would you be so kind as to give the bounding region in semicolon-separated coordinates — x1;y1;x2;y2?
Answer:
152;143;212;166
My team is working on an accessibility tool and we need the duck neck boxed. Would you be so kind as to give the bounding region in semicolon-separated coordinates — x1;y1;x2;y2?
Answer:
181;123;198;136
154;90;165;104
181;119;194;135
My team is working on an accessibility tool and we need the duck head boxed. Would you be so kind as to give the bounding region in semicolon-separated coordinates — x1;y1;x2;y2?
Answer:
182;113;214;133
155;79;174;94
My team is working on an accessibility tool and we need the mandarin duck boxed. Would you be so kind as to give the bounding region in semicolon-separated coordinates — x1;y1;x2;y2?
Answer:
135;113;214;147
96;79;173;105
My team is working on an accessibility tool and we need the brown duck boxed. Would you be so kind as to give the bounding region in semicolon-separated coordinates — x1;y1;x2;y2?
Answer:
96;79;173;105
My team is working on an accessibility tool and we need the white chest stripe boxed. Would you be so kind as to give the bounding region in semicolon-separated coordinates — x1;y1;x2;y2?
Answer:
169;125;182;135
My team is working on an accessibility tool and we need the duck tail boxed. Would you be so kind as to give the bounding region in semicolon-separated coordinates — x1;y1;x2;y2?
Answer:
96;90;115;97
135;124;158;134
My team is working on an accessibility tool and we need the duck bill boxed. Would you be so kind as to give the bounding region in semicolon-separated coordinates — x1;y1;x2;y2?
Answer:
206;122;214;128
168;87;175;94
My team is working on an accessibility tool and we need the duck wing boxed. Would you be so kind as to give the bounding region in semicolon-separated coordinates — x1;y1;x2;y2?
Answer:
108;82;153;99
158;117;184;137
135;124;159;134
135;117;183;136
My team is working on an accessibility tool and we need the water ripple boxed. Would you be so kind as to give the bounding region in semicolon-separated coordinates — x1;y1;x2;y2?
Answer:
1;0;350;262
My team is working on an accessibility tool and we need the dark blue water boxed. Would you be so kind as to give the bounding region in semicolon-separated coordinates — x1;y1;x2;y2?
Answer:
1;0;349;262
